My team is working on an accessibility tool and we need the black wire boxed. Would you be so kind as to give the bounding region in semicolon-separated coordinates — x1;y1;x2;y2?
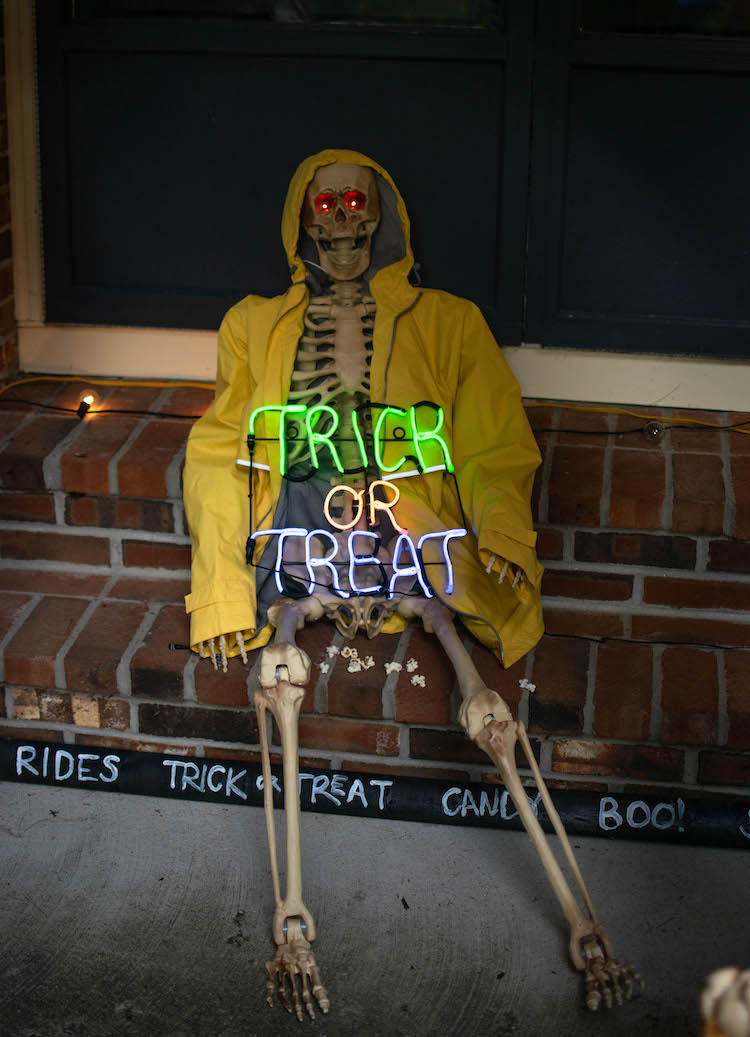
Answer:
0;398;199;420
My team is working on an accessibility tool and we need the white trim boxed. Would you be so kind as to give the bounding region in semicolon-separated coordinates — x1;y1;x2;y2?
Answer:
235;458;271;470
5;0;43;324
19;325;750;411
387;464;447;480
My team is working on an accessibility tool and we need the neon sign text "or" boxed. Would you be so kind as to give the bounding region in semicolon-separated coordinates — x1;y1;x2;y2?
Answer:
249;402;454;476
324;480;404;532
251;527;467;598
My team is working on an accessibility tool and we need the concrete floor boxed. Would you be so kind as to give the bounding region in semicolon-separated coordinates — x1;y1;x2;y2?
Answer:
1;783;748;1037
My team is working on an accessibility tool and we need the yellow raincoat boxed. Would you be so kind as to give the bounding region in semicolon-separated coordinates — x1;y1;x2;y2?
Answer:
184;148;543;667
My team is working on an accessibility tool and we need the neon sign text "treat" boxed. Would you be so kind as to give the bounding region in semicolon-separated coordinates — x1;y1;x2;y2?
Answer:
248;402;454;476
251;526;467;599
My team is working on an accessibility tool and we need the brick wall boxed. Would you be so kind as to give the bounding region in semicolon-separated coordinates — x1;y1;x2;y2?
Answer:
0;3;17;382
0;380;748;796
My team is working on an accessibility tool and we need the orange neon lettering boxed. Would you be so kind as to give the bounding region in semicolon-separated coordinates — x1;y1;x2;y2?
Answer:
367;480;404;531
323;484;364;531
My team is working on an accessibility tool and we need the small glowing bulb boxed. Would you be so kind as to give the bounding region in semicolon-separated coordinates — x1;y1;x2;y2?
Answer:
83;394;94;405
76;393;96;419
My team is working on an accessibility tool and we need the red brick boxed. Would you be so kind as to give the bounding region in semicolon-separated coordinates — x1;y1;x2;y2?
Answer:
698;751;750;787
340;758;471;781
727;414;750;455
294;716;399;756
614;406;667;445
541;570;633;601
409;726;489;765
122;540;191;569
524;404;558;432
669;411;723;453
66;495;175;532
552;739;684;781
160;386;214;417
0;591;32;641
393;627;453;724
139;702;258;743
557;407;611;446
4;596;88;687
708;540;750;574
0;491;55;522
608;449;665;530
660;646;719;746
75;733;197;755
131;605;189;700
724;652;750;750
469;640;524;714
547;445;605;526
0;415;78;489
0;530;110;565
536;528;563;561
107;575;190;603
328;630;399;720
118;419;190;499
100;698;130;730
95;384;165;413
195;652;254;707
528;636;589;735
593;641;652;740
631;614;750;649
60;415;140;494
672;453;725;534
643;576;750;611
543;609;624;639
0;569;109;596
204;746;330;768
530;436;547;523
733;456;750;540
575;531;696;569
11;690;76;725
64;600;148;693
0;725;60;742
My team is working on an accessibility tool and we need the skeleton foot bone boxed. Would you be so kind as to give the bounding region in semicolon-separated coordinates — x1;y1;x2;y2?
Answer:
265;919;330;1020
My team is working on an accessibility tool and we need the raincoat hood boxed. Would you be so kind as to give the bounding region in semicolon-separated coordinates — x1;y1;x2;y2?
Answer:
282;148;418;309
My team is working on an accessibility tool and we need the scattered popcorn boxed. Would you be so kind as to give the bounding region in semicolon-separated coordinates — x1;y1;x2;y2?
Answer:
406;658;418;672
341;646;358;659
410;674;425;687
326;645;340;658
519;678;536;693
362;656;375;670
347;660;362;673
384;662;402;675
319;662;330;674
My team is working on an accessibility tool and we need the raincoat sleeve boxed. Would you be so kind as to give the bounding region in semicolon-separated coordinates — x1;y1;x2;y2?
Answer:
183;303;257;653
451;302;543;596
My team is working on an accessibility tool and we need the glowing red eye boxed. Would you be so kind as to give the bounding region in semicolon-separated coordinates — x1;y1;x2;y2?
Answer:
344;190;366;211
314;193;336;214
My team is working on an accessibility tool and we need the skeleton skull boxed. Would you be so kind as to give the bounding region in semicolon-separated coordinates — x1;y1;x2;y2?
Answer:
302;163;380;280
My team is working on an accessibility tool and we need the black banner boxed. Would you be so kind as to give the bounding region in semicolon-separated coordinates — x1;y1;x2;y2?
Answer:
1;738;749;849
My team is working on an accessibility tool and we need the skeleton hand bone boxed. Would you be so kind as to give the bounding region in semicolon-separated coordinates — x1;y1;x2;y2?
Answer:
197;631;248;672
265;919;330;1021
581;936;643;1011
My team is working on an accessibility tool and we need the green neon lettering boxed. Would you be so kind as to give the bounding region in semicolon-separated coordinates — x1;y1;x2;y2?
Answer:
305;405;344;473
351;408;369;470
374;406;408;473
409;405;454;473
248;404;306;476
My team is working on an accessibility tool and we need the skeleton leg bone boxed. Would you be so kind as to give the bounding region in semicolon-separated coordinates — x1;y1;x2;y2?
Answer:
254;598;330;1020
397;595;642;1011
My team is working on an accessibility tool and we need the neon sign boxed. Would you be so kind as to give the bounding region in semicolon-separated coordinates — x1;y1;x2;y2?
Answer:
249;402;455;476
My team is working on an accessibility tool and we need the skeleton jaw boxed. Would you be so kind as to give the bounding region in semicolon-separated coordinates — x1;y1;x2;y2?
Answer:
315;233;372;280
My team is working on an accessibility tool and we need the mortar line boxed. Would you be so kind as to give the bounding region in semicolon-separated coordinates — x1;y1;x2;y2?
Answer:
0;593;42;681
52;490;66;525
660;427;674;531
182;651;199;703
598;413;616;526
682;749;699;785
41;411;90;491
165;440;187;500
716;648;729;747
518;647;535;728
172;501;185;537
649;644;664;742
381;623;413;723
694;537;709;574
107;388;174;496
0;517;190;543
53;573;119;689
537;737;553;776
116;604;161;697
719;412;736;538
582;640;597;736
537;421;559;525
311;628;345;715
0;405;43;454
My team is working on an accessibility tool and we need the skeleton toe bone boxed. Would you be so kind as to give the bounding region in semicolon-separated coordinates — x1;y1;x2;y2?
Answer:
265;920;330;1021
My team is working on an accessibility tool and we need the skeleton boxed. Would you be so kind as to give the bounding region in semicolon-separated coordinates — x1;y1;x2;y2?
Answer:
199;162;641;1020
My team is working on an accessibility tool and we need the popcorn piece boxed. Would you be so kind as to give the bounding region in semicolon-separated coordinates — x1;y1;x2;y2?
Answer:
406;658;418;673
384;662;402;675
326;645;340;658
410;674;425;687
519;677;536;693
341;646;358;659
319;661;330;674
347;659;362;673
362;656;375;670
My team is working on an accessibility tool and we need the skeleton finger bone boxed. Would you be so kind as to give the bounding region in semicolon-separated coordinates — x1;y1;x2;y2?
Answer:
218;633;228;673
236;629;248;664
208;637;217;670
